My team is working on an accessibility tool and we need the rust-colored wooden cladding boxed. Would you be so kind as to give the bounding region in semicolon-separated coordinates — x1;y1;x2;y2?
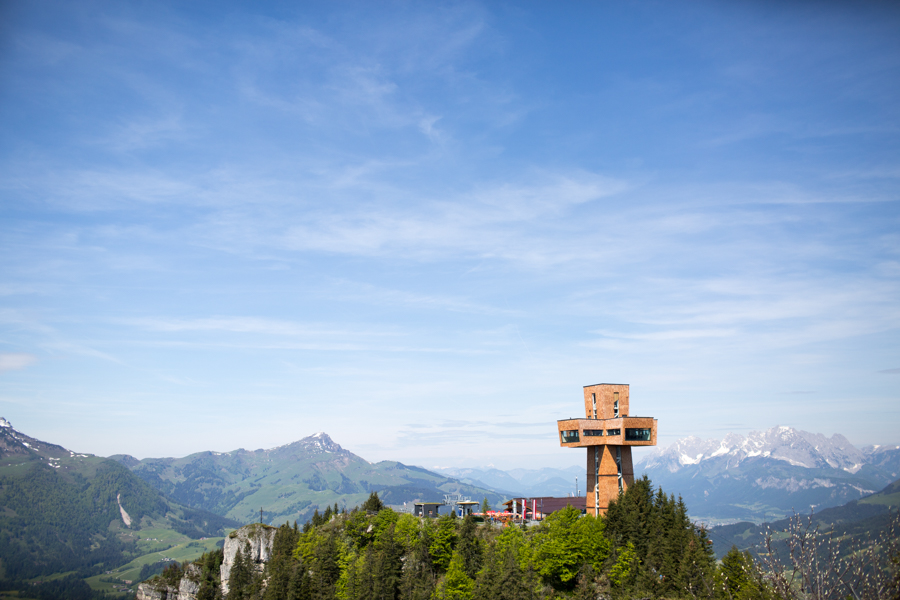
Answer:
585;445;635;513
583;383;629;419
556;417;657;448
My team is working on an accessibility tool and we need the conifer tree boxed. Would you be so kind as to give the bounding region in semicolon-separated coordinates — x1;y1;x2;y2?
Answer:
399;526;436;600
491;547;535;600
429;515;458;572
311;529;341;600
288;563;312;600
370;524;403;600
227;543;253;600
264;524;301;600
362;491;385;513
434;551;474;600
457;515;483;580
718;545;766;600
471;546;499;600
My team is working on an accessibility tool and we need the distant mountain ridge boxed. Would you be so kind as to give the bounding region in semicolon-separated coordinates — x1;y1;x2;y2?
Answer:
641;426;878;473
710;477;900;559
429;465;583;498
637;425;900;524
0;418;237;583
112;432;507;525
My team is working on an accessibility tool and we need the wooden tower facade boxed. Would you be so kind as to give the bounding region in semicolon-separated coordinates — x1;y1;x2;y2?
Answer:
557;383;657;516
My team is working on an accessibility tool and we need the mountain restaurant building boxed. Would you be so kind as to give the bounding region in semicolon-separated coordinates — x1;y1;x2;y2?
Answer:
502;496;586;520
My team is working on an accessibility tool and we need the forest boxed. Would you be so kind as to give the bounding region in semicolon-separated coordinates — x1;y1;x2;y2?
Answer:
149;477;788;600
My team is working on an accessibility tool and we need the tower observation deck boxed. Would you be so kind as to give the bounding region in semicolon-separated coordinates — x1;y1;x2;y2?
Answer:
557;383;657;516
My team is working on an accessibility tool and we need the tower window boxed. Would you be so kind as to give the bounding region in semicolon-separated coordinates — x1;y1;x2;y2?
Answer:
625;428;651;441
560;430;580;443
613;392;619;417
616;447;623;492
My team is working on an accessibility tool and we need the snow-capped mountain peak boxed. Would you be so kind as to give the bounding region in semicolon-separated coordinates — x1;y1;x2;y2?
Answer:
297;432;344;454
643;426;867;473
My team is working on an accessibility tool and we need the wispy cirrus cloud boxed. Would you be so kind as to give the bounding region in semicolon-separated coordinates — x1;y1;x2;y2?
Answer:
121;316;399;338
0;353;37;373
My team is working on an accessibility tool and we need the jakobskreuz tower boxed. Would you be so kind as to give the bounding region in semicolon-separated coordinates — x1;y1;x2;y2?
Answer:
557;383;657;516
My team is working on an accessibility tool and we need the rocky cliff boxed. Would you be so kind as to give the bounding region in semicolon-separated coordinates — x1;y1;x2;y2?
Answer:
135;523;277;600
220;524;277;596
135;563;201;600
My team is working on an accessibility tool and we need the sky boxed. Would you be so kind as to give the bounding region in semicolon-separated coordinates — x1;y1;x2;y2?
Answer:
1;1;899;470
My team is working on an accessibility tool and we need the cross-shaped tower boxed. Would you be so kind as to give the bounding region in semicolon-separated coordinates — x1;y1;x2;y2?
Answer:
556;383;657;516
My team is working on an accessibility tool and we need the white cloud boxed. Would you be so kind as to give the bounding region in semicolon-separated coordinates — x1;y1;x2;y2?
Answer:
0;353;37;373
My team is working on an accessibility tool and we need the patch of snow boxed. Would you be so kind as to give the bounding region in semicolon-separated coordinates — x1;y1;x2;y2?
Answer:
0;418;11;428
679;453;702;465
22;442;31;448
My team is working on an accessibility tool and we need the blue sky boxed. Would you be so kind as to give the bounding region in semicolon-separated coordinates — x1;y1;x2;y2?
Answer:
1;1;898;469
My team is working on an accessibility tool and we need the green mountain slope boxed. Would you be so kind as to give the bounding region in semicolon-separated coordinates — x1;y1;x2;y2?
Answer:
111;432;507;524
708;476;900;559
0;418;239;583
644;455;892;524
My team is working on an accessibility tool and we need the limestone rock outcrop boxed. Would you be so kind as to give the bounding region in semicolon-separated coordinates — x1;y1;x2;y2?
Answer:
136;523;278;599
135;581;178;600
134;560;203;600
178;563;202;600
220;523;277;595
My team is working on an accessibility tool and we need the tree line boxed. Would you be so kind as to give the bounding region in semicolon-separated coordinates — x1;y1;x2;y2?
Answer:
150;476;807;599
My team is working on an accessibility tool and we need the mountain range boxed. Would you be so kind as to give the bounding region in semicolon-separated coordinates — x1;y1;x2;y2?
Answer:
2;416;899;596
0;418;236;584
111;432;507;525
428;464;583;498
636;425;900;524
